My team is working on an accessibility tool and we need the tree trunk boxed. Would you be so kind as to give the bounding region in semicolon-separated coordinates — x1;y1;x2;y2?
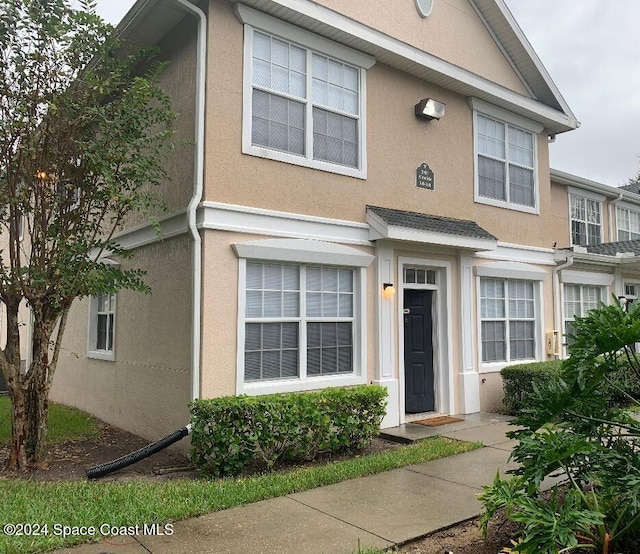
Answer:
24;313;57;467
4;300;58;470
3;298;27;470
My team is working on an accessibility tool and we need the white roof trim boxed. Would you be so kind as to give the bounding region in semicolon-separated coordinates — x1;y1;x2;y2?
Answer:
235;4;376;68
475;261;547;280
561;269;614;287
233;238;375;267
367;213;497;252
229;0;577;133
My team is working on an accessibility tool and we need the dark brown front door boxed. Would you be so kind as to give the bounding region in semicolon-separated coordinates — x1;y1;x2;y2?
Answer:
404;289;435;413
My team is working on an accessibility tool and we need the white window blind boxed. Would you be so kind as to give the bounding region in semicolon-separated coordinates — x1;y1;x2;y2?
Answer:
244;262;354;382
480;278;536;363
250;30;361;169
477;114;535;208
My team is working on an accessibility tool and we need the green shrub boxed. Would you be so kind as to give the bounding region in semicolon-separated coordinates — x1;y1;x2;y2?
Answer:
190;385;387;477
501;361;563;415
482;299;640;553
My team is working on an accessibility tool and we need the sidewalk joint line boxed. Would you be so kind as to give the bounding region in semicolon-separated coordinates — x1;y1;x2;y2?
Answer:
285;495;395;544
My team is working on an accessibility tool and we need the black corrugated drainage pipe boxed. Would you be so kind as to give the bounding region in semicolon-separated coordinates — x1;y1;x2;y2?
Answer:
86;424;192;479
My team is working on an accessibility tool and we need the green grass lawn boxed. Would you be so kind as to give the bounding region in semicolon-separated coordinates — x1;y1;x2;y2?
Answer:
0;430;480;553
0;396;100;445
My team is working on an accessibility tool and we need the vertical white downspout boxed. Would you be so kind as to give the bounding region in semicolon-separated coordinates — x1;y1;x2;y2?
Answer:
552;254;573;357
173;0;206;401
609;193;623;242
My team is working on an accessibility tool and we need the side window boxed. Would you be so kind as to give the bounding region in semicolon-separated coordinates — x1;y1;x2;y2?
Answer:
88;293;116;361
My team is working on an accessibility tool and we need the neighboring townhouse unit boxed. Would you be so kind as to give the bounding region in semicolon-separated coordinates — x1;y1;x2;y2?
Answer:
550;170;640;351
49;0;590;439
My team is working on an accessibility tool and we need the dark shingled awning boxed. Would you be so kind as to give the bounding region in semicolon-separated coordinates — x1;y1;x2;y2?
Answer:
586;239;640;256
366;205;497;241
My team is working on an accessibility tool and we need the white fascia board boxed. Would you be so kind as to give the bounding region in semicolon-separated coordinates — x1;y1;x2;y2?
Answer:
566;186;606;203
199;201;371;245
379;225;497;252
561;269;614;287
475;242;555;266
612;200;640;212
550;169;629;200
486;0;577;122
232;238;375;267
470;97;543;133
235;4;375;69
106;210;188;252
229;0;577;133
475;261;548;280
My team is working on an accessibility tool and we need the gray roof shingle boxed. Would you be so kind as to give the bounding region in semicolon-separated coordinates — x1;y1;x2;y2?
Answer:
586;239;640;256
366;205;497;241
618;183;640;195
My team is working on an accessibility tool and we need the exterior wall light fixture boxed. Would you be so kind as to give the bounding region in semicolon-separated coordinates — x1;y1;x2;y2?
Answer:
415;98;446;121
382;283;396;298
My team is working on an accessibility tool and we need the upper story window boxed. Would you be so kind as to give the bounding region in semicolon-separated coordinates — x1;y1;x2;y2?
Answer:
617;206;640;241
570;194;602;246
471;99;542;215
239;7;375;180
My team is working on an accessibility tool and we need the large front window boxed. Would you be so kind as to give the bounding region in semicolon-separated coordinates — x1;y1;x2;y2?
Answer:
570;194;602;246
476;113;536;210
480;278;536;363
617;206;640;241
244;262;354;382
244;26;366;177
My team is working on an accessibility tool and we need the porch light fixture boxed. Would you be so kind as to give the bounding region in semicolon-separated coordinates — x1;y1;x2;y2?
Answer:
382;283;396;298
415;98;446;121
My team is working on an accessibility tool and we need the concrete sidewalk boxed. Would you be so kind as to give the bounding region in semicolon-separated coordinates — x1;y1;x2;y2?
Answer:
56;413;517;554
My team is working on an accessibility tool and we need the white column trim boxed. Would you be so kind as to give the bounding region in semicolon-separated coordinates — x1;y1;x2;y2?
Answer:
375;244;398;428
458;254;479;414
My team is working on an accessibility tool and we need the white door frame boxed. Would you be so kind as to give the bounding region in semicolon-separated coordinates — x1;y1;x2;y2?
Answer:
397;257;454;423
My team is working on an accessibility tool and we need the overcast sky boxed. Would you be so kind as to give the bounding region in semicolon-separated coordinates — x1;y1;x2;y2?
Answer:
94;0;640;188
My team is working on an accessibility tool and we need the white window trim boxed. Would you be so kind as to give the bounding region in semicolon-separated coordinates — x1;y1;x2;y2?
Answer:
561;283;608;357
236;258;368;395
240;6;373;179
470;98;541;215
87;293;116;362
568;192;604;247
616;204;640;241
476;277;544;374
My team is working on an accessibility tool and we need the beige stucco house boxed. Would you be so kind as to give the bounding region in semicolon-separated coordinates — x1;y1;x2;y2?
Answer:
45;0;640;440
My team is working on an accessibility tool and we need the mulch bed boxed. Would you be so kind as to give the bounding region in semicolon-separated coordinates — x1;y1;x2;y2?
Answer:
0;420;401;482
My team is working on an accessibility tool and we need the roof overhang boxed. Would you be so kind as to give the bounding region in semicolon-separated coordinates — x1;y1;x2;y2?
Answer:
229;0;577;134
116;0;578;135
367;208;497;252
551;168;640;204
555;248;640;270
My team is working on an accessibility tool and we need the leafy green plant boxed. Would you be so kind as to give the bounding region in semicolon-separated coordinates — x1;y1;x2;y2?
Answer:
482;297;640;553
190;385;387;477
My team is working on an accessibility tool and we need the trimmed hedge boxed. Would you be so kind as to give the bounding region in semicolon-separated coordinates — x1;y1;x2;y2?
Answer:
501;361;563;415
502;358;640;415
190;385;387;477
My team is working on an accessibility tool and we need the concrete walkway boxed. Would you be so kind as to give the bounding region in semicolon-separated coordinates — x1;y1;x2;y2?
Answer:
55;413;517;554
